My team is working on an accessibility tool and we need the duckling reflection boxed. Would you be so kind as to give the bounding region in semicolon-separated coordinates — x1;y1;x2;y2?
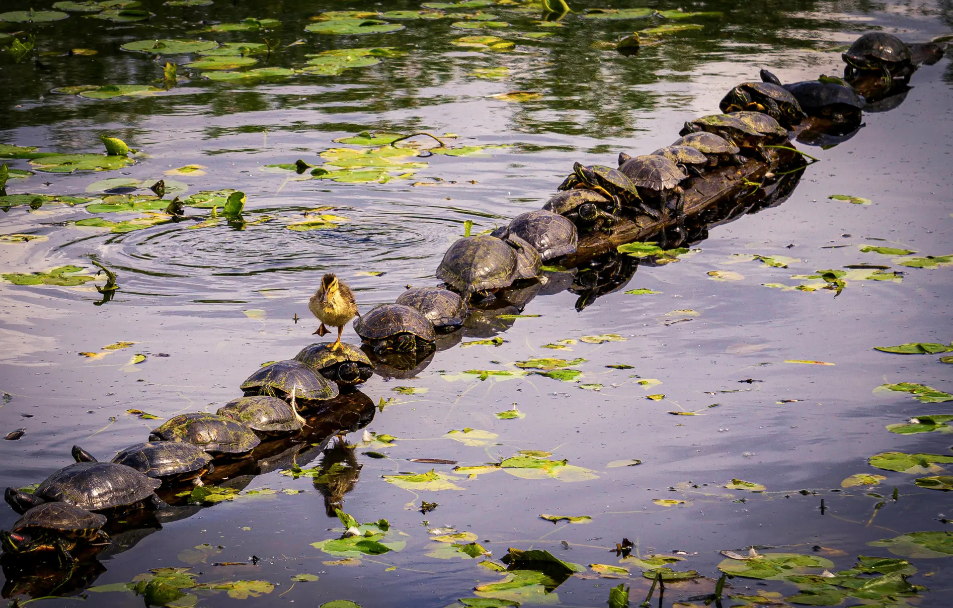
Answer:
312;438;363;517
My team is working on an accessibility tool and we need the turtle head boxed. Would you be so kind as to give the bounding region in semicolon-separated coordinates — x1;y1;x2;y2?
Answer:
71;445;98;463
722;87;752;113
394;334;417;354
617;152;632;167
0;530;28;554
573;163;596;186
337;361;360;383
4;488;43;515
680;121;702;136
759;69;782;86
577;203;600;224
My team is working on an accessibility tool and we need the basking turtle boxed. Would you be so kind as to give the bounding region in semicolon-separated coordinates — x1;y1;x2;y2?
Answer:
558;162;658;219
436;235;519;298
542;190;619;233
730;111;788;141
0;503;108;565
294;342;375;386
719;81;805;127
4;462;161;515
618;155;689;231
679;114;775;161
149;413;262;455
395;287;468;330
670;132;742;167
505;234;542;280
760;69;865;123
217;396;304;435
71;443;212;486
492;210;578;261
240;360;339;402
842;32;913;86
641;147;709;176
353;304;436;354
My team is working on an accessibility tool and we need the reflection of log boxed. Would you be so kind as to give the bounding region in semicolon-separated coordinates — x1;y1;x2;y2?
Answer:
564;157;775;266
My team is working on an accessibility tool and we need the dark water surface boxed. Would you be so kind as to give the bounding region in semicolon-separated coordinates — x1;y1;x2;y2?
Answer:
1;0;952;606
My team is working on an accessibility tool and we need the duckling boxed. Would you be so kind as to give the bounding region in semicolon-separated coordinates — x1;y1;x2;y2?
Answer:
309;273;358;350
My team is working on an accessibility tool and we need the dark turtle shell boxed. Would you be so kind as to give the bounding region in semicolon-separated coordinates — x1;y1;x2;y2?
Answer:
34;462;161;512
436;235;519;295
112;442;213;479
542;189;612;215
740;81;800;105
784;80;866;111
506;234;542;280
240;360;339;402
650;145;709;168
295;342;374;386
843;32;911;66
671;132;740;155
12;502;106;535
217;396;303;434
680;114;762;138
501;210;577;261
395;287;468;328
619;155;688;191
149;413;262;455
729;111;788;138
354;304;436;342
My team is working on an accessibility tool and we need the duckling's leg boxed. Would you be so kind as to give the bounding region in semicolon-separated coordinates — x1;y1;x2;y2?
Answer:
332;326;344;350
314;323;329;336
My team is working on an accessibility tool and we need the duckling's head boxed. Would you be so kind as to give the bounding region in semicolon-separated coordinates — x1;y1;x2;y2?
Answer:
320;273;339;299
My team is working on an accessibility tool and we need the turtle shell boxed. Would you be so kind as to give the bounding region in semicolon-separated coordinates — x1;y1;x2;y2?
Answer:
112;442;213;479
12;502;106;535
740;81;801;105
240;360;339;402
217;396;303;434
149;413;262;455
542;190;612;215
34;462;161;512
680;114;762;138
506;234;542;280
843;32;911;65
784;81;866;111
395;287;468;328
650;145;709;167
619;155;688;191
671;132;740;155
436;235;519;295
729;111;788;137
295;342;375;386
353;304;436;342
504;210;578;261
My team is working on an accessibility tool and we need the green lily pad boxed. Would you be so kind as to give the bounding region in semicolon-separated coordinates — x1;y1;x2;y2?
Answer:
29;154;136;173
514;357;584;370
829;194;871;205
452;20;510;29
915;476;953;491
305;19;404;35
212;580;274;600
641;567;699;581
868;451;953;474
876;382;953;403
66;84;164;99
75;215;171;233
2;265;95;286
471;66;510;79
320;602;363;608
89;9;154;22
184;55;257;70
617;241;690;261
0;194;92;208
532;369;581;382
427;541;490;559
869;531;953;558
717;553;835;580
86;195;167;213
725;479;766;492
445;428;498;446
165;0;212;5
303;53;380;74
875;342;953;354
625;287;659;295
500;454;597;482
580;334;626;344
0;10;70;22
898;254;953;269
860;245;916;256
539;514;591;524
382;10;446;20
495;408;524;420
204;67;295;81
501;548;584;575
333;131;404;146
206;18;279;31
887;415;953;435
55;0;139;11
199;42;268;56
384;469;463;491
423;0;494;9
841;473;886;487
640;24;704;36
179;189;238;208
582;8;654;19
0;144;41;159
121;39;218;54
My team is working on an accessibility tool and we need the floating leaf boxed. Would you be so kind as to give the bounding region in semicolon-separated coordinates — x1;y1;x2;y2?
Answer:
213;580;274;599
206;18;279;32
384;469;463;491
75;215;171;233
828;194;871;205
184;55;257;70
533;369;581;382
582;8;655;19
915;476;953;491
641;567;699;581
514;357;585;371
30;153;136;173
624;287;659;295
875;342;953;355
579;334;625;344
725;479;766;492
500;548;584;574
305;19;404;35
0;10;69;22
868;451;953;474
121;39;218;54
445;428;498;446
491;91;540;102
708;270;744;281
607;459;642;468
199;42;268;56
540;514;591;524
717;552;834;579
898;254;953;269
392;386;427;395
495;408;525;420
177;485;240;504
646;394;664;401
177;544;221;565
785;360;835;366
637;379;661;388
876;382;953;403
886;415;953;435
471;67;510;79
2;265;95;286
0;194;92;208
652;499;685;506
127;409;159;419
860;245;916;256
462;337;504;347
841;473;886;487
869;531;953;558
205;67;295;81
501;454;597;482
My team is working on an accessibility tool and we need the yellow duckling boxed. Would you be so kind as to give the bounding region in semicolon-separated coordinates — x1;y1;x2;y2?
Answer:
308;273;358;350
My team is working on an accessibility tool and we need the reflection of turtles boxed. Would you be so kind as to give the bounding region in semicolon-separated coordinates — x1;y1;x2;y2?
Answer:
462;306;518;339
311;443;362;517
570;253;638;311
842;32;913;86
149;413;262;455
71;443;212;486
363;346;435;380
437;235;519;299
492;210;578;261
0;503;107;565
217;396;304;435
1;550;106;599
5;462;161;515
294;342;374;387
353;304;436;355
396;286;468;331
241;359;340;403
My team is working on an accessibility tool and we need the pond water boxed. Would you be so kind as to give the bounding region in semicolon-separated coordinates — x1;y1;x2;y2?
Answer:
1;0;952;606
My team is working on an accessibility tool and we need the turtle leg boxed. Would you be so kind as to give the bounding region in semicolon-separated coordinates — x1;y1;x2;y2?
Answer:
314;323;329;336
54;539;77;568
764;97;781;120
671;187;686;245
755;143;771;163
332;326;344;350
880;64;893;88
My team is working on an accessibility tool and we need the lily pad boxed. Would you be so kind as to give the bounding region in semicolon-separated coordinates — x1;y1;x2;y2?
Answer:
198;42;267;56
579;334;625;344
915;476;953;491
212;580;274;599
383;469;463;491
641;567;699;581
876;382;953;403
75;84;164;99
828;194;871;204
75;215;171;233
875;342;953;355
0;194;92;208
86;195;167;213
501;548;584;574
55;1;139;11
624;287;659;295
886;415;953;435
898;254;953;269
717;553;835;580
305;19;404;35
382;10;446;20
725;479;766;492
2;265;95;286
445;428;498;446
184;56;257;70
165;0;212;5
495;408;524;420
206;18;279;32
500;454;597;482
708;270;744;281
471;67;510;79
30;154;136;173
869;531;953;558
514;357;584;371
860;245;916;256
868;451;953;474
582;8;655;19
121;39;218;54
423;0;494;9
0;10;69;22
205;67;295;81
89;9;154;22
841;473;886;487
180;189;239;208
539;514;591;524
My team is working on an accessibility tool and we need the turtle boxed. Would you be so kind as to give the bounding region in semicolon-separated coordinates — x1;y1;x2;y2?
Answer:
491;210;578;261
240;359;340;403
0;503;108;565
294;342;375;386
542;190;619;233
842;32;913;86
395;286;468;330
4;462;162;515
70;443;212;486
641;147;709;177
618;155;690;235
759;69;865;123
217;396;304;435
719;81;805;128
436;235;519;298
558;162;658;219
148;413;262;455
353;304;436;355
505;233;542;280
679;113;780;161
670;132;742;167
